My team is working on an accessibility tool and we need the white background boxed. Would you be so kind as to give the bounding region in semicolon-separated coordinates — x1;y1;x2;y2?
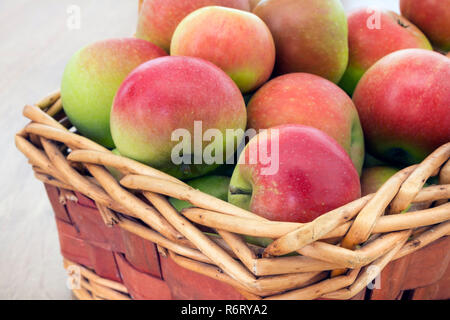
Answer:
0;0;399;299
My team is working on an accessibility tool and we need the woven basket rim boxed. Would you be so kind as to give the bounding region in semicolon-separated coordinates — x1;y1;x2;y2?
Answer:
15;90;450;300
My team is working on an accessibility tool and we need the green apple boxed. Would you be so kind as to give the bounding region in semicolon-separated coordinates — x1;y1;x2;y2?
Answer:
169;175;230;211
105;149;124;181
360;166;398;196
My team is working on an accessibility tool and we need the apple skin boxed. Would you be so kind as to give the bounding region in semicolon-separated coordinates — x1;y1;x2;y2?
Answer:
105;149;124;181
360;166;398;196
360;166;430;212
171;6;275;93
110;56;247;180
61;38;166;148
247;73;365;174
248;0;261;10
228;125;361;223
339;8;432;96
253;0;348;83
400;0;450;52
169;175;230;211
363;153;390;169
353;49;450;166
136;0;250;52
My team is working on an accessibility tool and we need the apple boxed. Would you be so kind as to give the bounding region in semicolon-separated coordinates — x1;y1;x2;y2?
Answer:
363;153;389;169
61;38;166;148
105;149;124;181
169;175;230;211
210;163;237;177
248;0;261;10
171;6;275;93
253;0;348;83
360;166;431;212
360;166;398;196
339;8;432;95
353;49;450;165
110;56;247;180
228;125;361;223
136;0;250;52
400;0;450;52
247;73;364;174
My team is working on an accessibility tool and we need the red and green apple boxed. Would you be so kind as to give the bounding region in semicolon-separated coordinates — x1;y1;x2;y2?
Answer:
339;7;432;95
110;56;247;180
136;0;250;52
61;38;166;148
253;0;348;83
353;49;450;165
247;73;365;174
228;125;361;223
400;0;450;52
171;6;275;93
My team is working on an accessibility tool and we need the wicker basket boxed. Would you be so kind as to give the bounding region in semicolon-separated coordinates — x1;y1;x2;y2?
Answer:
14;90;450;300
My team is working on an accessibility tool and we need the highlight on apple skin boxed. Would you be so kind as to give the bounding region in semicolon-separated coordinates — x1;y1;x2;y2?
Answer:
339;7;432;96
228;125;361;223
171;6;275;93
253;0;348;83
400;0;450;52
60;38;167;148
247;73;365;175
353;49;450;166
110;56;247;180
136;0;250;52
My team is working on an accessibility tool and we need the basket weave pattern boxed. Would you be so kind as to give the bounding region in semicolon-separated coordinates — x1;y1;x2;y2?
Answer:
15;91;450;300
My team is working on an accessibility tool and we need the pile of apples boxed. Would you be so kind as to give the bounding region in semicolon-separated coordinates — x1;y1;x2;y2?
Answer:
60;0;450;225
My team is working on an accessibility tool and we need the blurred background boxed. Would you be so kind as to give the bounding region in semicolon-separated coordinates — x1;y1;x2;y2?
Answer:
0;0;398;299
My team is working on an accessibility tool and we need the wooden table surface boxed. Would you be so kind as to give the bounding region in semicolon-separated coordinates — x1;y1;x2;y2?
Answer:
0;0;399;299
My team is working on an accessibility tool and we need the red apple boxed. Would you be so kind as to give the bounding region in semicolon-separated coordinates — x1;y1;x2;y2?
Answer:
353;49;450;165
171;6;275;93
253;0;348;83
136;0;250;52
110;56;247;180
400;0;450;52
228;125;361;223
247;73;365;174
339;7;432;95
